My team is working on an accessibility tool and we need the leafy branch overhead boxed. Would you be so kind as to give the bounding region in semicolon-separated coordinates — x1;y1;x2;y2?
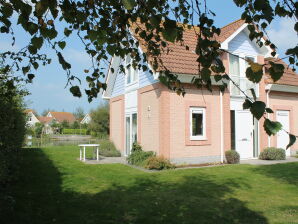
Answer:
0;0;297;147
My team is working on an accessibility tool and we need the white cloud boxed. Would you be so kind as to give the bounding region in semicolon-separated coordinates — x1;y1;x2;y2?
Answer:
267;18;297;54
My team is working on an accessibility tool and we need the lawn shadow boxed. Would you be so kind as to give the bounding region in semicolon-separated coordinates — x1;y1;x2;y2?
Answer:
253;162;298;186
3;148;268;224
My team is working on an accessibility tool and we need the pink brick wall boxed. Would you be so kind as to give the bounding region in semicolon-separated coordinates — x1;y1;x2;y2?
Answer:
269;91;298;152
110;96;124;153
167;86;222;161
138;84;161;154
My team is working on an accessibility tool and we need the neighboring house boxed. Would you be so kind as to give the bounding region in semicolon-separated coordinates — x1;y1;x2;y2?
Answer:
103;19;298;164
80;114;91;124
46;111;76;124
38;116;55;134
38;112;76;134
24;109;40;127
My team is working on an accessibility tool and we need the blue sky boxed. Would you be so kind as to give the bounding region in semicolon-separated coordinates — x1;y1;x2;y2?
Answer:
0;1;296;115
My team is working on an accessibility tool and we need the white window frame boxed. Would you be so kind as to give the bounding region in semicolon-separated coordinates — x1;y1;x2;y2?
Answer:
229;53;259;98
189;107;206;140
125;55;138;86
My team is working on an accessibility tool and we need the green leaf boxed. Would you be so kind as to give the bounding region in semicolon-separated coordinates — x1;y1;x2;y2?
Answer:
58;41;66;50
47;28;58;39
243;99;252;110
33;62;39;70
87;30;97;42
27;73;35;80
286;134;296;149
246;67;263;83
122;0;136;10
22;66;30;74
250;88;257;101
214;75;222;82
263;119;282;136
28;45;37;54
250;101;266;120
31;37;43;49
265;108;274;113
268;62;284;82
162;28;177;43
200;68;211;81
162;19;178;43
27;22;39;35
64;28;72;37
70;86;82;97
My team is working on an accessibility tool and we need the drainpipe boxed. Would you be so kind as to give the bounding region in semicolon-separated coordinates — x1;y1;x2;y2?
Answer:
266;84;272;147
220;90;224;163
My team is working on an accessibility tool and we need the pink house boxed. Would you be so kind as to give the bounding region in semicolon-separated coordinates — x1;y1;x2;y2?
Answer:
103;19;298;164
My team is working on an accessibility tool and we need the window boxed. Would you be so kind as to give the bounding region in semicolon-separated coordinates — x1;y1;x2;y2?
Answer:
229;54;259;97
125;56;137;85
190;107;206;140
229;54;241;96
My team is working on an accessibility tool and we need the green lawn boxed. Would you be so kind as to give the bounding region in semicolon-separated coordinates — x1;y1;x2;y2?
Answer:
3;146;298;224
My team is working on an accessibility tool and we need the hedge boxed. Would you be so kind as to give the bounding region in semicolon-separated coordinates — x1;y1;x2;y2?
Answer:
62;129;88;135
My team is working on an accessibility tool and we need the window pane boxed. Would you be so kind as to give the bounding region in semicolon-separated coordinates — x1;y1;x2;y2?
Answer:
126;67;131;84
132;113;137;143
245;56;254;68
229;54;240;76
126;117;131;154
192;113;203;136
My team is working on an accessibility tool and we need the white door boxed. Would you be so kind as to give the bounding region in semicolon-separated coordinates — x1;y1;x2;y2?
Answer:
125;113;137;156
235;110;254;159
276;110;291;156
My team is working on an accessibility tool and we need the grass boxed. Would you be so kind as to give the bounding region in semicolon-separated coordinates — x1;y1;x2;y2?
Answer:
2;146;298;224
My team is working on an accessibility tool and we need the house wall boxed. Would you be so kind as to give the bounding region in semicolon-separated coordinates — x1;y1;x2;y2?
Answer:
228;31;260;55
139;69;158;88
111;69;125;98
138;83;161;154
26;112;40;127
269;91;298;154
165;86;222;164
110;95;124;153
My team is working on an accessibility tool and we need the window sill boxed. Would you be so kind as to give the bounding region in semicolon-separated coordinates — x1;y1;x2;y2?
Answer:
190;137;207;141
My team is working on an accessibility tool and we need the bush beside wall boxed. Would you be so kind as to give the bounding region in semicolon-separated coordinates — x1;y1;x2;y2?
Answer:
225;150;240;164
127;142;175;170
144;156;175;170
98;139;120;157
259;147;286;160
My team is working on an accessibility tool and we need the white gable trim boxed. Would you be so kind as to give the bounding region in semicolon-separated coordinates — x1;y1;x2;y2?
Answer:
221;23;273;58
221;23;248;50
102;56;121;99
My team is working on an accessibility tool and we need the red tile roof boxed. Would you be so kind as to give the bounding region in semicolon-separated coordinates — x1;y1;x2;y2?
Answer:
38;116;53;124
48;112;76;123
264;58;298;86
131;19;298;86
131;19;245;75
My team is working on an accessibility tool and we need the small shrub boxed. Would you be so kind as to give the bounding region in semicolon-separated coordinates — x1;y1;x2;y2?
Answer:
132;142;142;152
259;147;285;160
98;139;121;157
144;156;175;170
225;150;240;164
127;143;155;166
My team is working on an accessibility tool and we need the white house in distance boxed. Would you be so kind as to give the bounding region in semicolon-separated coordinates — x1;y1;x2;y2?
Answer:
24;109;40;127
80;114;91;124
